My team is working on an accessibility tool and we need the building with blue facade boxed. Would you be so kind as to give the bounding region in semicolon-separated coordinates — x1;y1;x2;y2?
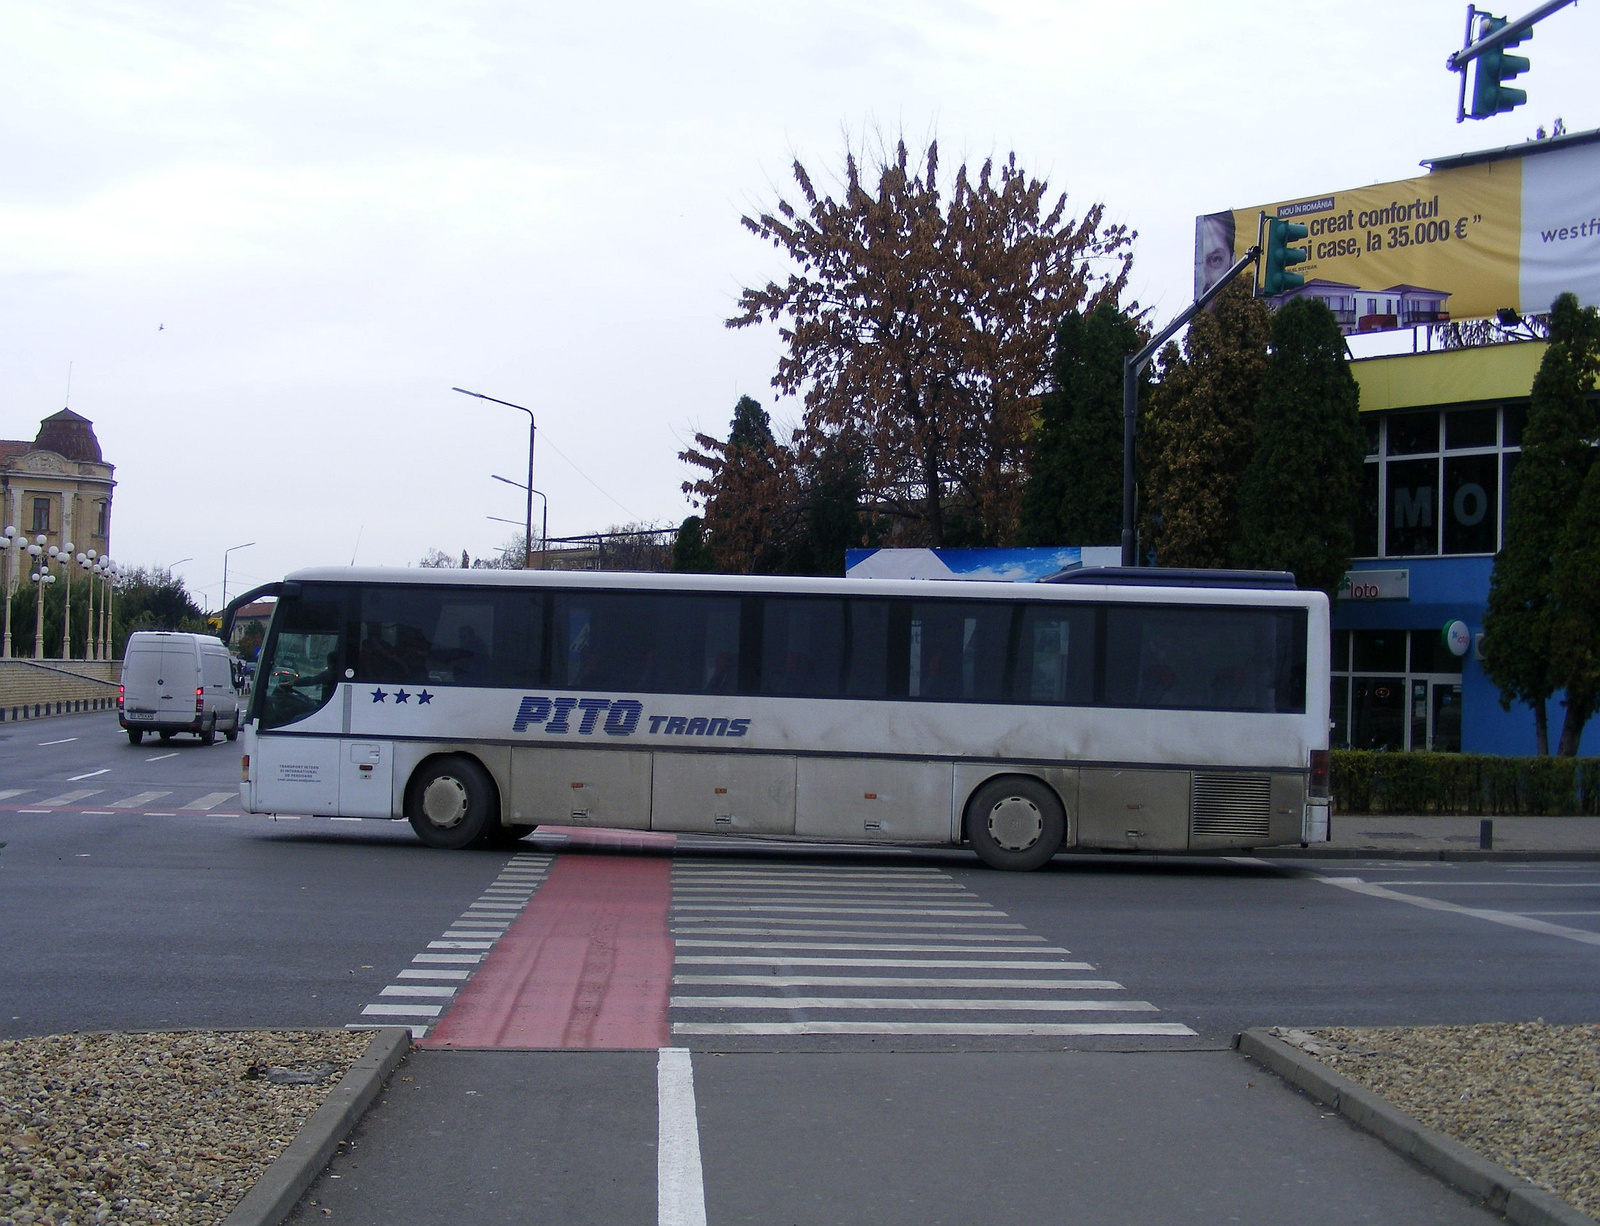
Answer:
1336;339;1596;756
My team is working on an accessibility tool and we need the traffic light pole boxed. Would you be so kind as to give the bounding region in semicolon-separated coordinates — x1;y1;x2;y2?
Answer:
1120;245;1261;568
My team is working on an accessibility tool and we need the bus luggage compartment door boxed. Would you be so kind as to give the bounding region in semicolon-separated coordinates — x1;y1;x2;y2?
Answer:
252;733;341;816
340;741;395;818
510;747;652;829
1076;768;1189;851
795;758;953;842
651;752;796;835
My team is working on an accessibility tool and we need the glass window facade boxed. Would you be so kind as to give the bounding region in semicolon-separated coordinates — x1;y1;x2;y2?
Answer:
1354;402;1522;559
1331;628;1463;752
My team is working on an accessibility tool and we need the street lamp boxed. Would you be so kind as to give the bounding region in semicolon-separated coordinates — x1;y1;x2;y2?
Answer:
453;387;535;570
1;526;18;658
491;475;548;567
222;541;256;615
58;539;75;659
29;536;56;659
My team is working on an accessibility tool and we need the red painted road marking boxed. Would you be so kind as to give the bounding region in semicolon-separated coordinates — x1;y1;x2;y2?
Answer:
423;852;675;1049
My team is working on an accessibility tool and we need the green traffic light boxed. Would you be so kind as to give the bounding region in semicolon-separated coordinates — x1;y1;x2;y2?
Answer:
1260;218;1309;296
1469;17;1530;119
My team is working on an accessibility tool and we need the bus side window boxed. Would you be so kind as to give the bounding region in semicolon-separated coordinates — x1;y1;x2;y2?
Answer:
761;598;845;697
1013;605;1095;704
908;602;1008;702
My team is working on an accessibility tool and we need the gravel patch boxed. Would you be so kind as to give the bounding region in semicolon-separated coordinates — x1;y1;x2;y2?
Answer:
1285;1024;1600;1220
1;1030;372;1225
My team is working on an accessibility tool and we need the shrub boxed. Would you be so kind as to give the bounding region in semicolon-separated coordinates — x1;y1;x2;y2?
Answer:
1332;751;1600;815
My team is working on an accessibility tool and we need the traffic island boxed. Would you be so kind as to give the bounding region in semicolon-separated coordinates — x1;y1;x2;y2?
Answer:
0;1028;408;1226
1238;1025;1599;1225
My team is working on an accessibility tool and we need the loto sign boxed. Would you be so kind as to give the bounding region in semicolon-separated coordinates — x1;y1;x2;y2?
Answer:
1339;569;1410;601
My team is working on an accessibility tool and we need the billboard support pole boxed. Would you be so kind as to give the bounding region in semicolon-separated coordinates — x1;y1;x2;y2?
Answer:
1120;246;1261;568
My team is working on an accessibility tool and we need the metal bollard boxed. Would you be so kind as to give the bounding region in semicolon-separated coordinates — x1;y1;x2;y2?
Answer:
1479;818;1494;850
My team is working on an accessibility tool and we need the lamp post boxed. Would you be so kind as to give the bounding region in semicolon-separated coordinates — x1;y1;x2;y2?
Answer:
453;387;535;569
1;526;18;658
491;475;547;567
222;542;256;617
58;539;75;659
29;537;56;659
101;559;117;661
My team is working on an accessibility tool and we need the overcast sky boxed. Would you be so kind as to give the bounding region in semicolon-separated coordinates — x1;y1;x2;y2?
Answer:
3;0;1595;604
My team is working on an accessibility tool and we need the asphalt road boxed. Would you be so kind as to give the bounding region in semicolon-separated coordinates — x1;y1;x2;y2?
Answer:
4;710;1598;1223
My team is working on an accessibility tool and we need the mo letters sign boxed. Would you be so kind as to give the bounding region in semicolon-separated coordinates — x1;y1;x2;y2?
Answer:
1339;569;1410;601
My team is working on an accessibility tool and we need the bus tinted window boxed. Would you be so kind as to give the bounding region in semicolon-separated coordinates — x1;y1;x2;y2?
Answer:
259;590;345;729
908;602;1009;702
761;599;845;696
1102;605;1306;713
552;591;740;695
843;600;897;697
356;588;541;687
1013;604;1096;704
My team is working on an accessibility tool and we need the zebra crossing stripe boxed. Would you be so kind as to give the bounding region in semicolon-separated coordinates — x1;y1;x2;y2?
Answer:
108;791;170;808
672;1022;1197;1037
670;996;1159;1012
180;792;238;811
37;788;102;806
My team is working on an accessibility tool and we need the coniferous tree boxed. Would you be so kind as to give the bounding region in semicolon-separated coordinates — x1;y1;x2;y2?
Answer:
1483;293;1600;754
1232;297;1363;597
670;516;718;573
1141;279;1272;567
1019;301;1145;546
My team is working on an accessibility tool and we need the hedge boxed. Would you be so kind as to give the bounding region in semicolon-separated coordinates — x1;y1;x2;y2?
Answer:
1332;750;1600;816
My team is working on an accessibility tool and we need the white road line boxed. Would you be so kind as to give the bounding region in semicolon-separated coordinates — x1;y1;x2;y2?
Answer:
380;985;457;998
671;996;1157;1012
673;928;1043;942
1378;881;1600;888
108;791;170;808
672;885;968;894
676;956;1096;969
67;769;110;781
413;953;482;964
397;969;471;980
671;916;1024;930
37;789;102;806
673;976;1127;990
361;1003;443;1018
0;789;30;800
674;905;999;916
144;752;178;762
39;737;78;746
428;940;493;950
657;1048;708;1226
180;792;237;811
81;811;114;816
673;940;1069;954
143;812;176;816
1518;911;1600;916
672;1022;1197;1037
16;809;51;814
1318;875;1600;948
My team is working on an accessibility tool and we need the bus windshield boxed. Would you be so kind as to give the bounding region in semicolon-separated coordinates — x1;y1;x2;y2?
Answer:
256;589;345;729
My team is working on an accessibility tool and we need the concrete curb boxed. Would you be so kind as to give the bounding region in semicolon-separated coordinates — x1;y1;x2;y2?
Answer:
220;1027;411;1226
1252;848;1600;862
1236;1028;1596;1226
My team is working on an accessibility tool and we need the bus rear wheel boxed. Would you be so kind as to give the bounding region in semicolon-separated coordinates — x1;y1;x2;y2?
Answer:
966;777;1065;871
407;756;498;850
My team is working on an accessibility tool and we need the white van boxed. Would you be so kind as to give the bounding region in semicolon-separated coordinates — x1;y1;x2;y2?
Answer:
118;631;242;746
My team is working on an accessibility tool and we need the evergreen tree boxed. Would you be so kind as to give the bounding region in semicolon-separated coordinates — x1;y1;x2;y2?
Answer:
1141;279;1272;567
670;516;718;573
1232;297;1363;597
1019;301;1145;546
1483;293;1600;754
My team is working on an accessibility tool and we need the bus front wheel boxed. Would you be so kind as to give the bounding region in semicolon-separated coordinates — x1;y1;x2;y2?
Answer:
966;777;1065;871
407;756;498;850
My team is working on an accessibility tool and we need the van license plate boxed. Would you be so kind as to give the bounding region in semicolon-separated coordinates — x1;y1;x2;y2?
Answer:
127;712;155;721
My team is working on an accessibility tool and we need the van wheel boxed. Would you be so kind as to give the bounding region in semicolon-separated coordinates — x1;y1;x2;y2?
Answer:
199;717;216;746
224;726;239;743
158;731;174;743
966;777;1066;872
407;756;498;850
127;729;144;746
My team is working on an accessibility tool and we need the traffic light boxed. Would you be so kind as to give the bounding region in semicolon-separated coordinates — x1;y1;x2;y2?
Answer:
1469;16;1530;119
1257;217;1308;297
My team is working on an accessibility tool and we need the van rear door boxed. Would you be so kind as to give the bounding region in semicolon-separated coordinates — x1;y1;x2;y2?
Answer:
158;643;200;723
121;647;164;721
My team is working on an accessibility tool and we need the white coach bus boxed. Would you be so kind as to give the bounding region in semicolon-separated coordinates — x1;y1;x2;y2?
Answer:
225;567;1331;870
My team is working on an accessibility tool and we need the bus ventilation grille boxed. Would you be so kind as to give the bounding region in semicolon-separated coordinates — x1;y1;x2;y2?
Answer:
1191;774;1272;840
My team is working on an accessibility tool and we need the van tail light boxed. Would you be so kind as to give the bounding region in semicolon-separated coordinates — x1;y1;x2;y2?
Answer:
1309;749;1331;799
196;686;205;715
117;684;124;710
241;754;250;782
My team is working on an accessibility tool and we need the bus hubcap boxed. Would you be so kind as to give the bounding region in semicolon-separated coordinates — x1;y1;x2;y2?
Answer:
420;777;470;829
987;796;1042;851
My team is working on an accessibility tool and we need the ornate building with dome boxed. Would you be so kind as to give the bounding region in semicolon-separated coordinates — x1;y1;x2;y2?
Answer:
0;409;116;558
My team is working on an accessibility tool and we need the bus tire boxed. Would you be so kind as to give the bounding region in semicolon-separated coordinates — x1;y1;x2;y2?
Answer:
127;729;144;746
965;776;1065;872
407;756;499;850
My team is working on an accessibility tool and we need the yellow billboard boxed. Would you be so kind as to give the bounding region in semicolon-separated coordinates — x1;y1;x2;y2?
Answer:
1196;134;1600;334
